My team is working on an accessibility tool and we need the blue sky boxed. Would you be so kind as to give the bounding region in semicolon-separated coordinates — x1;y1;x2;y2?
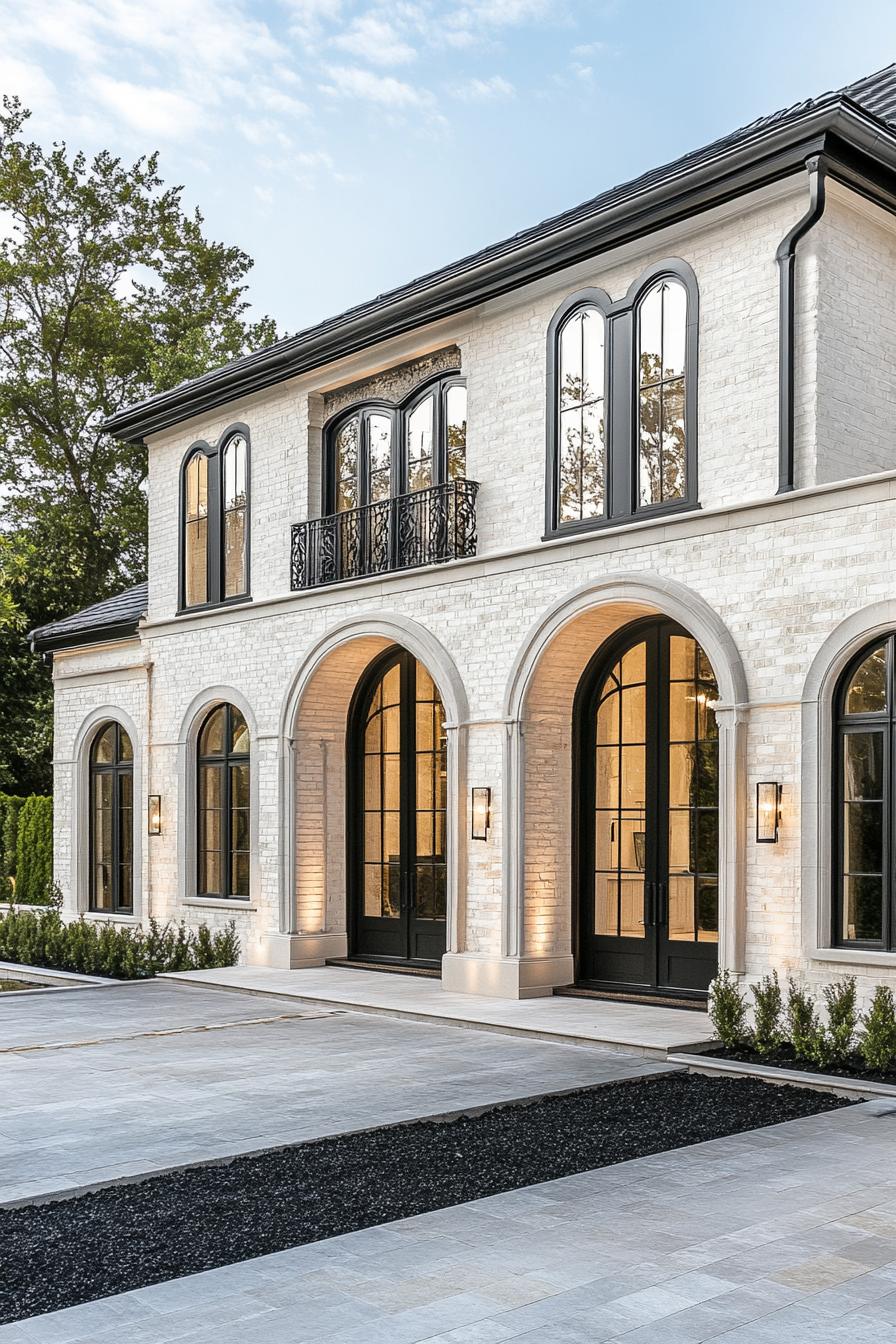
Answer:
4;1;896;335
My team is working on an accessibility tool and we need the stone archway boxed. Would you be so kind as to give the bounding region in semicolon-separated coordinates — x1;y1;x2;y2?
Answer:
498;575;748;994
270;615;469;970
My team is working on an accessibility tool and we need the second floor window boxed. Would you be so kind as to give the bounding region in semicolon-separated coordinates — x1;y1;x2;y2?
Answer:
181;428;250;611
546;262;697;536
324;375;466;515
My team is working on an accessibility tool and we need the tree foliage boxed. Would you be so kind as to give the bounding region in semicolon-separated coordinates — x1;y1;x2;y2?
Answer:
0;98;277;792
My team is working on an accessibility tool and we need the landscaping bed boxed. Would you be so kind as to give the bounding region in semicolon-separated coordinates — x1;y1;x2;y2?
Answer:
0;1071;850;1324
0;978;41;992
700;1043;896;1087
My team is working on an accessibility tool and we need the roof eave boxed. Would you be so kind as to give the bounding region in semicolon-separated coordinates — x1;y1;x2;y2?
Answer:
30;621;142;656
104;98;896;446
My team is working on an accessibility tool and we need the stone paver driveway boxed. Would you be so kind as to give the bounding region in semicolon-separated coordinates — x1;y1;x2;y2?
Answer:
5;1099;896;1343
0;980;670;1204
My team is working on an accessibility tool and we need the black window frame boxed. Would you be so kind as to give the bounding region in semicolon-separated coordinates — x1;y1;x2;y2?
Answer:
196;702;251;902
833;634;895;950
89;720;134;915
322;372;465;515
545;259;699;538
178;423;252;613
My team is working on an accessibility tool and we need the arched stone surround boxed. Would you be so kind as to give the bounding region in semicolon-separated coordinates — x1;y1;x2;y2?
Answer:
270;614;469;969
801;600;896;974
444;575;748;998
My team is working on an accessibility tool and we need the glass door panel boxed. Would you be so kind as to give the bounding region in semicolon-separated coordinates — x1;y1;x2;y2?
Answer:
352;651;447;966
579;621;720;995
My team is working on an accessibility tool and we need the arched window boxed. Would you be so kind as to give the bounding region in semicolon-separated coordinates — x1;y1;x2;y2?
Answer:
197;703;250;899
184;449;209;608
323;375;466;514
222;432;248;599
180;427;250;610
637;277;688;508
556;304;606;524
545;263;697;536
835;637;893;947
90;722;133;913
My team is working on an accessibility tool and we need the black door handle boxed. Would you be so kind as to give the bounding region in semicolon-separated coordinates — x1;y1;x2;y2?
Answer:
657;882;667;927
644;881;655;927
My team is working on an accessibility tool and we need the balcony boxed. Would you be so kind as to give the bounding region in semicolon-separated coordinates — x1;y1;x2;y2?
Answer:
291;478;479;591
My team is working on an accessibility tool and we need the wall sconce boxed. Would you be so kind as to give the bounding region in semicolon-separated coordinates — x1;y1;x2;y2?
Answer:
756;782;782;844
471;787;491;841
148;795;162;836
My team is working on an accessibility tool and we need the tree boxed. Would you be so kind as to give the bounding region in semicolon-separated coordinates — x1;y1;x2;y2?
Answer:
0;97;278;792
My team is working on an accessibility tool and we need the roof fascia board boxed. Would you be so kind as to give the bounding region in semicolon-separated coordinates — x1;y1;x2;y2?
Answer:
105;100;896;444
30;621;142;655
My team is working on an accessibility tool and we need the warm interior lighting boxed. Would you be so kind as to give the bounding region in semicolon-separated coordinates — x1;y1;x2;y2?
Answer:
756;782;782;844
471;787;491;841
148;794;162;836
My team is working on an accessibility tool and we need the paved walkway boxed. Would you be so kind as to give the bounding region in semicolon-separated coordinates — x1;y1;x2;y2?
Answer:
0;980;671;1205
165;966;713;1055
5;1100;896;1343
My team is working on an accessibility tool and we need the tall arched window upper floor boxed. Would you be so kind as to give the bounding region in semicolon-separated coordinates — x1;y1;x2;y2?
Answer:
546;260;699;537
180;426;250;612
323;373;467;515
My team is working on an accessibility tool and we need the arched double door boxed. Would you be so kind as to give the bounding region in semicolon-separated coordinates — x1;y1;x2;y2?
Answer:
347;648;448;967
576;618;720;995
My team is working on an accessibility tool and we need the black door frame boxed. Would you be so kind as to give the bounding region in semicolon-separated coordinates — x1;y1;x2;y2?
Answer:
572;616;719;998
346;645;447;969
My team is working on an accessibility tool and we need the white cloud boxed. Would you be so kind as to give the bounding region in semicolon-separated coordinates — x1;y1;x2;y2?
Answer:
90;76;205;138
319;64;432;107
332;14;418;66
455;74;514;101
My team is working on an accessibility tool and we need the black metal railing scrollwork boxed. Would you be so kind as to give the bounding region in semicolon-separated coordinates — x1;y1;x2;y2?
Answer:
291;479;479;590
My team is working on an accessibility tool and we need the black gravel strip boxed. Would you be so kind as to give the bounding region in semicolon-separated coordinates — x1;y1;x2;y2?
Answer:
703;1043;896;1086
1;1072;850;1324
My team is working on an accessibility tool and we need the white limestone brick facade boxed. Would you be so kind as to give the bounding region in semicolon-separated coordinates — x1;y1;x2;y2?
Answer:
47;174;896;1002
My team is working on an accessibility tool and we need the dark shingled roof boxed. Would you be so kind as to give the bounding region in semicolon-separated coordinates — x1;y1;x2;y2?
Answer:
103;63;896;444
30;582;147;653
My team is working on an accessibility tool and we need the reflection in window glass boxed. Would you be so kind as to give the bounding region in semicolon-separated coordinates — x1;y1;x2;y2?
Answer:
335;418;359;512
406;395;434;492
222;434;248;598
445;385;467;481
638;278;688;508
184;451;208;606
368;414;393;503
557;306;605;523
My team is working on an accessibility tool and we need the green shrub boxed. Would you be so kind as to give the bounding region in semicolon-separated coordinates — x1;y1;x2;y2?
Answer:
786;980;823;1063
709;969;749;1048
0;906;240;979
823;977;859;1065
751;971;785;1056
14;796;53;904
0;794;25;893
860;985;896;1073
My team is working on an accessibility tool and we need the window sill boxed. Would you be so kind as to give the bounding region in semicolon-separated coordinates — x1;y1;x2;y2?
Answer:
543;499;701;542
83;910;141;925
183;896;257;912
811;946;896;968
177;594;252;618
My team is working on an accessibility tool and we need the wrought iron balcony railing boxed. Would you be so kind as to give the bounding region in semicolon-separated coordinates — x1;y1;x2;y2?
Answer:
291;478;479;590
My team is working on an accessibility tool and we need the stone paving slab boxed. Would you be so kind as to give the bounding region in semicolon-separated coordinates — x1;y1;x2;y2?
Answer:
7;1100;896;1342
0;980;671;1205
164;966;714;1055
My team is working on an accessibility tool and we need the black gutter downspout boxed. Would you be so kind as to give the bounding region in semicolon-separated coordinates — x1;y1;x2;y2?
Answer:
776;153;827;493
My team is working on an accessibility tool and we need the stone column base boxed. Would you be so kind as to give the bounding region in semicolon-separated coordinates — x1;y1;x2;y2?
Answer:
441;952;574;999
253;931;347;969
